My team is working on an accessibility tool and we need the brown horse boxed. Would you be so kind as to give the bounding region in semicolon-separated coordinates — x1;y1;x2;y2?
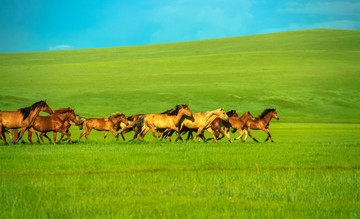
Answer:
78;113;129;141
209;110;255;143
244;109;279;142
26;108;77;144
139;106;194;141
181;108;229;143
0;100;53;145
57;114;86;143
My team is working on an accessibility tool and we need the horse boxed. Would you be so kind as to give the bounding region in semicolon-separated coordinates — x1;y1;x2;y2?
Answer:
209;110;255;143
26;107;77;144
0;100;53;145
139;105;194;141
57;114;86;143
118;104;189;140
244;108;279;142
116;114;146;140
78;113;129;141
181;108;229;143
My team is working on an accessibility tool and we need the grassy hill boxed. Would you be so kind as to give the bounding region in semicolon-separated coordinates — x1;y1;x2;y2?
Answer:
1;29;359;122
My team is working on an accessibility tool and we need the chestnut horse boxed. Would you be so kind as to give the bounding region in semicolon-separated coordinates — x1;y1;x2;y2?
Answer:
78;113;129;141
244;109;279;142
0;100;53;145
209;110;255;143
139;106;194;141
57;114;86;143
26;108;77;144
181;108;229;143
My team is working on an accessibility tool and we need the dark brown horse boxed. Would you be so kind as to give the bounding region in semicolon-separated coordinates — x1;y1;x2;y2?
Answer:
26;108;77;144
244;109;279;142
78;113;129;141
0;100;53;145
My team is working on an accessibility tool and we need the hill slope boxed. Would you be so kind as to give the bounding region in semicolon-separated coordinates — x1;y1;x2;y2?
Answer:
1;29;359;122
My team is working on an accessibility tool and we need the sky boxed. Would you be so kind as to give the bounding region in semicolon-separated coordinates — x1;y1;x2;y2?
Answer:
0;0;359;53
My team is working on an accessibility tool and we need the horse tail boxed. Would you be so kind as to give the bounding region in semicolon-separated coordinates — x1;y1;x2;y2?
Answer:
134;116;146;136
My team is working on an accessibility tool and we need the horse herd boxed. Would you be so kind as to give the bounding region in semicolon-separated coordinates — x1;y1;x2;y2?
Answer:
0;100;280;145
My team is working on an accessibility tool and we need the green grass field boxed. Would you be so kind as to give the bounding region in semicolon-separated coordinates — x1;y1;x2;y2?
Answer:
1;29;360;218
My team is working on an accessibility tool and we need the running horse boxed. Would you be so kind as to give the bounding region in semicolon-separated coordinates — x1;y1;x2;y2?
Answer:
26;108;78;144
244;108;279;142
0;100;53;145
139;105;194;141
208;110;255;143
78;113;129;141
181;108;229;143
118;104;189;140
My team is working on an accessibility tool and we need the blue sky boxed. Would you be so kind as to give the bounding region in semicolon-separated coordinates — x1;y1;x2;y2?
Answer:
0;0;359;53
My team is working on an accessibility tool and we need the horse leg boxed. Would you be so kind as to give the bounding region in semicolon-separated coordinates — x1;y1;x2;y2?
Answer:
79;130;86;140
61;131;72;144
110;129;119;140
247;128;259;143
0;126;9;145
207;128;218;143
264;129;274;142
79;128;90;140
42;133;52;143
139;127;150;140
224;128;233;143
15;127;27;144
104;131;109;139
27;128;40;145
242;129;248;142
53;132;57;144
10;129;19;144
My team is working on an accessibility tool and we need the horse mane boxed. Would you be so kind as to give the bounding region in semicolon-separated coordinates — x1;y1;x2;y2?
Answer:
259;109;276;118
53;107;74;114
107;112;124;120
226;110;237;117
161;104;188;115
18;100;46;121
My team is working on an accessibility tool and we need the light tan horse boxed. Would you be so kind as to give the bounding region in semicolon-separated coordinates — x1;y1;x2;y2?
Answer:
26;108;77;144
244;109;279;142
181;108;229;143
78;113;129;141
140;106;194;141
0;100;53;145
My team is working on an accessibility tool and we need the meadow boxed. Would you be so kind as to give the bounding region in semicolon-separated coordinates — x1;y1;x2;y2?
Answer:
0;29;360;218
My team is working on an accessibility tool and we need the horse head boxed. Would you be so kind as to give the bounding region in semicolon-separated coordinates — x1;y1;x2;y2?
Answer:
179;106;195;122
40;100;53;114
226;110;239;119
216;108;229;122
74;115;86;129
272;109;279;120
246;111;256;121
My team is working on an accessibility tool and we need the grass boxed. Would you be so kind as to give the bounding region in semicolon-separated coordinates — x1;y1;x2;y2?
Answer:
0;123;359;218
0;29;360;217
